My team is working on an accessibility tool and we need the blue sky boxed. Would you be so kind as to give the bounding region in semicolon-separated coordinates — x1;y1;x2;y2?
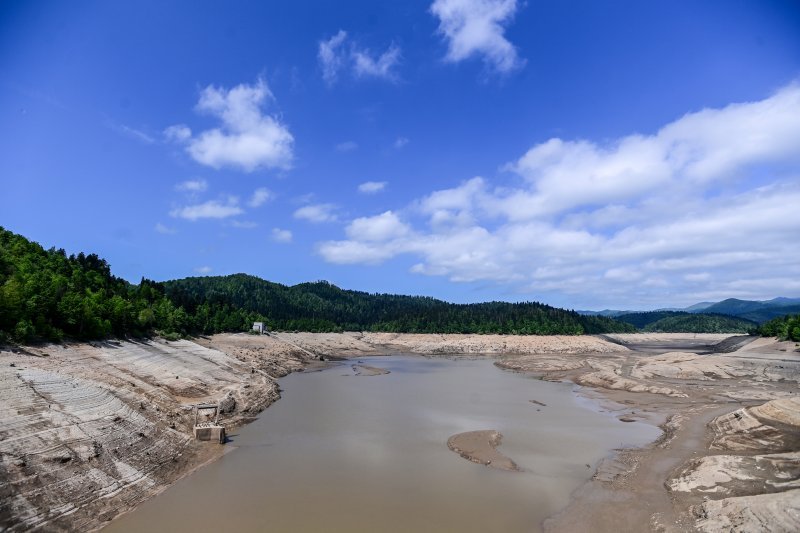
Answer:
2;0;800;309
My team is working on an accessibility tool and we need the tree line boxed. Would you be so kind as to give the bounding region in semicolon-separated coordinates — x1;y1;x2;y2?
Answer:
756;314;800;342
0;227;636;343
164;274;635;336
615;311;757;333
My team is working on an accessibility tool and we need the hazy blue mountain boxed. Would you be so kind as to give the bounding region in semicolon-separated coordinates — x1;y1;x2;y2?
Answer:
735;305;800;324
700;298;800;321
580;297;800;324
684;301;716;312
762;297;800;306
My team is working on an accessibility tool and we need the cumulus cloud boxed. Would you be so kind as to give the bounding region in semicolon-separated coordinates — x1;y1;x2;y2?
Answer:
430;0;524;73
175;179;208;193
194;266;213;274
166;79;293;172
394;136;409;149
294;203;338;223
346;211;411;242
271;228;293;243
358;181;388;194
317;84;800;307
248;187;274;207
318;30;401;84
170;197;244;221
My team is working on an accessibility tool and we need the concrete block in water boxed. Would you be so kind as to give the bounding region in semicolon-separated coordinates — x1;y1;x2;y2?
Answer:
193;425;226;443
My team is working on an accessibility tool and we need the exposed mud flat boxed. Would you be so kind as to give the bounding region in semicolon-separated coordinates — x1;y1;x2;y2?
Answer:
523;334;800;533
447;430;519;471
360;332;627;355
1;331;799;531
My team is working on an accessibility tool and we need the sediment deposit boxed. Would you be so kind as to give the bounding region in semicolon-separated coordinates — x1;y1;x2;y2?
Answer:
447;430;519;471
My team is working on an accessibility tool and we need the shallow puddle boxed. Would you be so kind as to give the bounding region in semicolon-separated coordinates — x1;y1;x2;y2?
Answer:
105;355;660;532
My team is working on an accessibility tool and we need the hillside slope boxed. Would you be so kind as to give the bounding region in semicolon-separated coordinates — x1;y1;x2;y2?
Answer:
164;274;635;335
0;227;633;340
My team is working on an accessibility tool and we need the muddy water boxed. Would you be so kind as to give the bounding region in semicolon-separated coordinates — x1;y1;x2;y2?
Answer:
105;356;660;532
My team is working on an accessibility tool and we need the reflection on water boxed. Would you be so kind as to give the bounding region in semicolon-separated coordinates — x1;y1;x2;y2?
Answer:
105;355;660;533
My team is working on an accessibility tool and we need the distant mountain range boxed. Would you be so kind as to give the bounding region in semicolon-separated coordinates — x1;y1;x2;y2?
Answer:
579;297;800;324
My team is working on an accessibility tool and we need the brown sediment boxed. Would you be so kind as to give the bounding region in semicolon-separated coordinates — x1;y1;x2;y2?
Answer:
522;333;800;533
350;364;390;376
447;430;520;471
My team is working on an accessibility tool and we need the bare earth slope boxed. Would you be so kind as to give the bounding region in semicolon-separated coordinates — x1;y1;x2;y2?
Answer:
0;336;307;531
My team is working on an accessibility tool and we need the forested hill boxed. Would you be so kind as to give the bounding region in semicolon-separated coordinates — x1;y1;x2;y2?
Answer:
0;226;633;342
163;274;635;335
641;314;756;334
615;311;757;333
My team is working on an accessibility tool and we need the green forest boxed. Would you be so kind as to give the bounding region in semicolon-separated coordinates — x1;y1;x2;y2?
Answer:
164;274;634;336
0;227;634;343
0;227;266;342
615;311;757;333
641;314;756;334
756;314;800;342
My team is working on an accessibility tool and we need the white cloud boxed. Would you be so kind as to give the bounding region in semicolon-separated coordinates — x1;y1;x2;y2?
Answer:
194;266;213;274
248;187;274;208
319;30;349;85
164;124;191;142
352;44;401;81
167;79;294;172
294;203;338;223
316;240;397;265
336;141;358;152
358;181;388;194
170;197;244;221
430;0;524;73
394;136;409;149
175;179;208;193
317;84;800;307
318;30;401;84
154;222;177;235
271;228;293;243
345;211;411;242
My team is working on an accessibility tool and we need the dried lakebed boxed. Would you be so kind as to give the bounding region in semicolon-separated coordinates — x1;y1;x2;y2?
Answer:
103;355;660;533
3;332;798;531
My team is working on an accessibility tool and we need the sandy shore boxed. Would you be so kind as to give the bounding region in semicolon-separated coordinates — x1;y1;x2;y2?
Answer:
1;331;798;531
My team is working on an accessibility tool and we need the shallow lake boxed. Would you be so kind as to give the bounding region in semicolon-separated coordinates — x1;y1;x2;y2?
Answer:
105;355;660;532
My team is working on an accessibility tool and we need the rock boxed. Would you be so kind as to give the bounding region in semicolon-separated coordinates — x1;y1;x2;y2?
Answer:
219;392;236;414
694;489;800;532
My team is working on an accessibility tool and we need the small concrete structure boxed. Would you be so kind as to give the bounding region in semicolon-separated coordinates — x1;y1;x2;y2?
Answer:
252;321;267;334
193;404;226;444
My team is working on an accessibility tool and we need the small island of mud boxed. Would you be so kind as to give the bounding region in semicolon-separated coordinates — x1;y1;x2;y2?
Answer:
350;363;390;376
447;430;520;471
